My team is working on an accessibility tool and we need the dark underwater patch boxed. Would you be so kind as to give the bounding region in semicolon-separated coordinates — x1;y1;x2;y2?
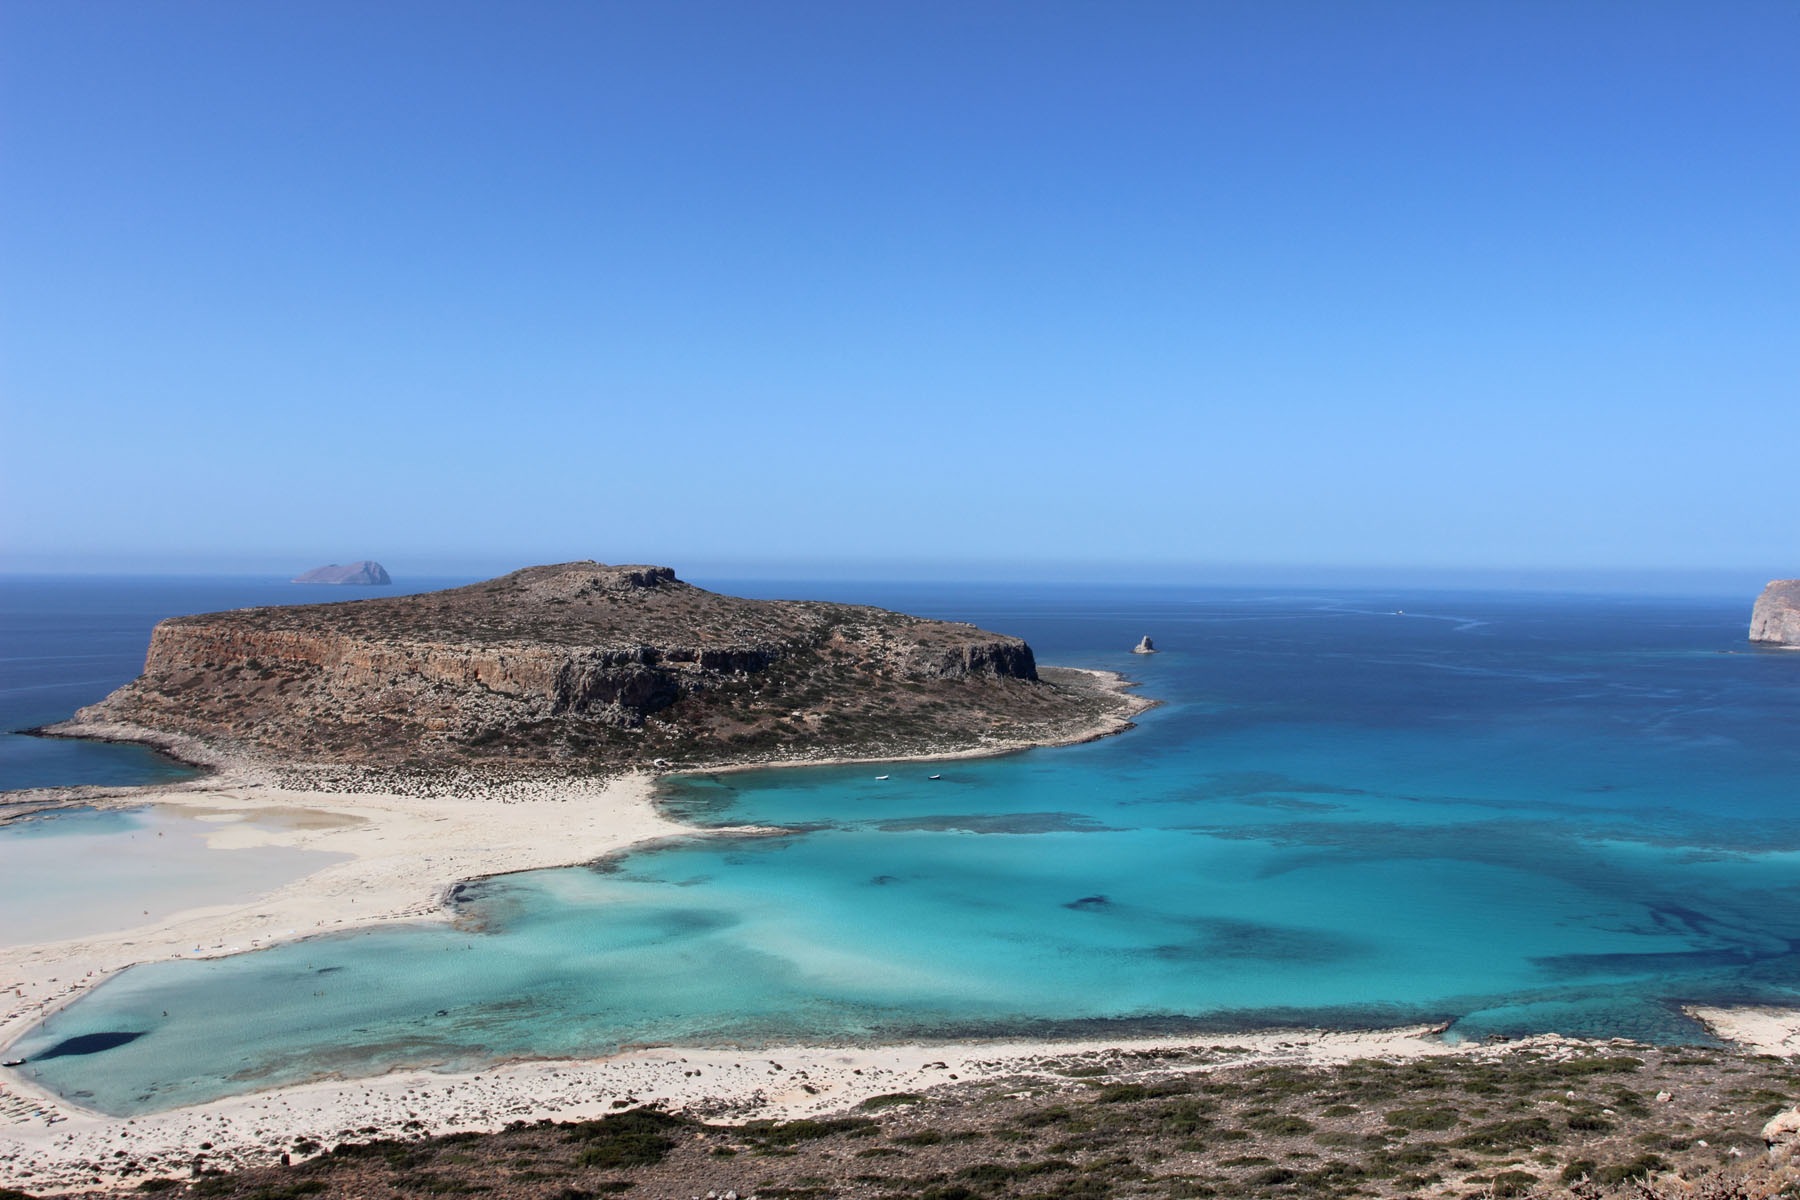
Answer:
1153;916;1361;964
1199;772;1371;798
1064;895;1111;910
1531;949;1765;979
1645;902;1728;938
1121;772;1370;809
874;812;1117;834
1233;795;1343;813
36;1030;147;1059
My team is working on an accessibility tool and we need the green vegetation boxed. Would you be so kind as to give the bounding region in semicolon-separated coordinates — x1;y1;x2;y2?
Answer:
859;1092;926;1110
564;1108;695;1169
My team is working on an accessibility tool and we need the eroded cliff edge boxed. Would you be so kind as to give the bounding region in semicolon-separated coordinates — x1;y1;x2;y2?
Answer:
1750;579;1800;647
52;562;1145;775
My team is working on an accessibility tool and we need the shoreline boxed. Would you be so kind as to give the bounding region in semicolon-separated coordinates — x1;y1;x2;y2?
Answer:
5;1016;1799;1194
0;1027;1543;1190
679;667;1156;777
0;669;1152;1136
22;720;249;780
22;666;1152;790
0;772;680;1106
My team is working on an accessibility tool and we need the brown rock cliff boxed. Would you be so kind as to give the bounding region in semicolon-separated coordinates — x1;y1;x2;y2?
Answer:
64;563;1128;772
1750;579;1800;646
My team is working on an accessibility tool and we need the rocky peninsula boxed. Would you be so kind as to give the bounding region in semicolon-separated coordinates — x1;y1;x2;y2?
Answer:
1750;579;1800;646
51;562;1144;777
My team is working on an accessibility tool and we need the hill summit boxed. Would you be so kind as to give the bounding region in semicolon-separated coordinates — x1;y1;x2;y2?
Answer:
63;562;1140;773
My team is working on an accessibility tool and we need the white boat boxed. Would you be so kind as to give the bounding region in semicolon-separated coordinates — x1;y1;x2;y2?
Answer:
875;774;889;780
928;774;941;780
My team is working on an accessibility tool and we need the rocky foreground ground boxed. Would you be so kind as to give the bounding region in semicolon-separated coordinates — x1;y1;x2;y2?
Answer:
9;1043;1798;1200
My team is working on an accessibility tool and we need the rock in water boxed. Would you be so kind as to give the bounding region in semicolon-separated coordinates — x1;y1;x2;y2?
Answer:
1132;636;1157;654
1749;580;1800;646
293;561;392;586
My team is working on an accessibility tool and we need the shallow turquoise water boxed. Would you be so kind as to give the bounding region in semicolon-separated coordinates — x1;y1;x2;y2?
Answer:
7;586;1800;1116
0;806;346;948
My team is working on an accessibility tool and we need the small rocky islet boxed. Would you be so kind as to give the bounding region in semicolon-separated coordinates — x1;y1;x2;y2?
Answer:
291;561;392;585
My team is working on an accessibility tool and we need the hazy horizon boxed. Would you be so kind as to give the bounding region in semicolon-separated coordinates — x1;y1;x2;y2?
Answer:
0;552;1782;599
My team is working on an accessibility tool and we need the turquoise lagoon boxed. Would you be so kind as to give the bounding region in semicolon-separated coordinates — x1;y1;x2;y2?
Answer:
6;583;1800;1116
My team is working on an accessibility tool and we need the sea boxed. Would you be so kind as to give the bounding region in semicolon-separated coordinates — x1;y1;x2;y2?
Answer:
3;575;1799;1117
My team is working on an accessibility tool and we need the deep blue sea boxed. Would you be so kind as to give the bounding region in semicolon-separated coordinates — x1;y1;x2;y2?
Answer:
0;576;469;791
4;577;1799;1116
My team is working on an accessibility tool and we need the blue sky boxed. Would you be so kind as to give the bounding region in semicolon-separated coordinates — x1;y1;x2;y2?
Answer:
2;2;1794;582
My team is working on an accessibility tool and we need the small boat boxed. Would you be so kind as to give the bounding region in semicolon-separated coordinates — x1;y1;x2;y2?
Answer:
875;774;889;781
1;1058;24;1068
928;774;942;780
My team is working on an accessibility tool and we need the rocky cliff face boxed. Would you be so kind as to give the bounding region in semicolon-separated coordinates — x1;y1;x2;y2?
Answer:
1750;580;1800;646
293;561;391;585
63;562;1122;772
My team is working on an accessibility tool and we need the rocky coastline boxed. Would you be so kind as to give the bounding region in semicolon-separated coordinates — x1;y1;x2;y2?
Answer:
1750;579;1800;646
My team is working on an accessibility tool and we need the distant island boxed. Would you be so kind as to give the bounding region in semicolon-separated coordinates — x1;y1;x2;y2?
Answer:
1750;579;1800;646
53;562;1145;775
293;560;391;585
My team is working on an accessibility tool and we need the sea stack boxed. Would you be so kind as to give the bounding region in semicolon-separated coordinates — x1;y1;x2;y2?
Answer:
293;560;392;585
1132;636;1157;654
1749;580;1800;646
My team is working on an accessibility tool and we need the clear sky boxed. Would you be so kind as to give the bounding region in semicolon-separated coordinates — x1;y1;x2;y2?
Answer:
2;2;1794;583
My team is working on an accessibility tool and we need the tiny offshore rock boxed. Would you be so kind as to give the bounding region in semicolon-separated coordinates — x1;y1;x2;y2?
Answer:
1132;636;1157;654
1749;579;1800;645
293;560;392;585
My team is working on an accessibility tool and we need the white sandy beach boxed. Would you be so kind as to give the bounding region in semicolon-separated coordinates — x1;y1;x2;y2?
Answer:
1685;1006;1800;1058
0;1017;1623;1193
14;997;1791;1194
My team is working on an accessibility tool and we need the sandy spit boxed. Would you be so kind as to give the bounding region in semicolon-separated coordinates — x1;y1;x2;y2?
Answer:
1685;1005;1800;1057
